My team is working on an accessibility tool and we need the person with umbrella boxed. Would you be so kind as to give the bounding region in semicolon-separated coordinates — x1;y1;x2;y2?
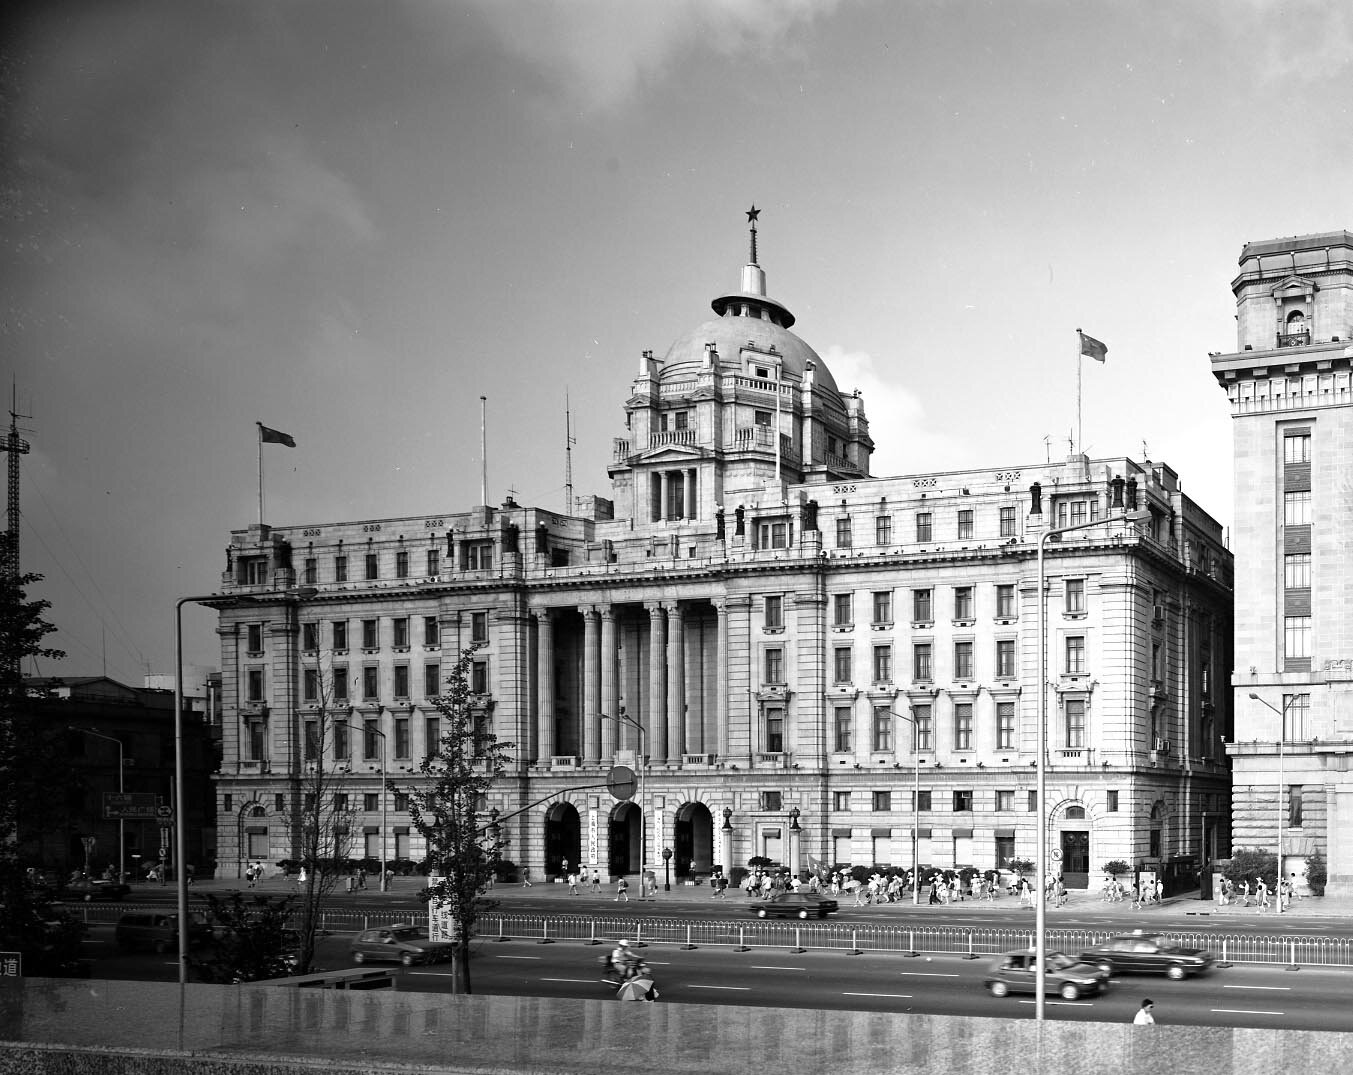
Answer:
616;960;658;1002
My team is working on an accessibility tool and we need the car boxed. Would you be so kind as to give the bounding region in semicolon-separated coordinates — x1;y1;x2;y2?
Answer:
114;912;213;953
984;949;1110;1001
749;891;839;919
1079;931;1216;980
349;923;455;966
60;879;131;902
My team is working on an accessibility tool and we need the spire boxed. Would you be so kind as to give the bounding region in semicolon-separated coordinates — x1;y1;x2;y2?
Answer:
747;204;760;265
712;204;794;328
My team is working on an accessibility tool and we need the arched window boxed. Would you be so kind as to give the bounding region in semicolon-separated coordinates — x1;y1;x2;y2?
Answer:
1065;806;1086;820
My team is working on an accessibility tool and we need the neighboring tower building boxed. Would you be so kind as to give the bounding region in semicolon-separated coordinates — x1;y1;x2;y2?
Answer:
1212;230;1353;895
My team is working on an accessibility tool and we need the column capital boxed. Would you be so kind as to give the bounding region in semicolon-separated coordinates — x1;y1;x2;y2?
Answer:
580;604;601;619
600;606;617;623
646;602;666;619
531;606;554;623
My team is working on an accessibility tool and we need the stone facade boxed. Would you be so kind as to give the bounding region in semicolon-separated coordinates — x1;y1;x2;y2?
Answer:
211;223;1233;888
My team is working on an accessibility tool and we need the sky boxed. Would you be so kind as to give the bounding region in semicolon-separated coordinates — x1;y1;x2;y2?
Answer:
4;0;1352;683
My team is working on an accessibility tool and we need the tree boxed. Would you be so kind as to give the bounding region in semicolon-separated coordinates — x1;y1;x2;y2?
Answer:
192;892;298;982
1304;848;1326;896
1102;859;1130;880
1221;848;1278;891
403;645;510;995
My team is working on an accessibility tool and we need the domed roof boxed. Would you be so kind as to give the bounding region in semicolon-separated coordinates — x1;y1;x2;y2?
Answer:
660;315;840;395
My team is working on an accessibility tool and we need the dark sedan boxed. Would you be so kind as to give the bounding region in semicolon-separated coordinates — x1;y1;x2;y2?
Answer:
749;891;839;919
984;950;1110;1001
1079;932;1215;979
350;923;455;966
60;879;132;902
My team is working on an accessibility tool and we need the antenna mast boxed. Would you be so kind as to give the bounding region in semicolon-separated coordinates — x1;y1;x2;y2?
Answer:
1;384;32;685
565;391;576;515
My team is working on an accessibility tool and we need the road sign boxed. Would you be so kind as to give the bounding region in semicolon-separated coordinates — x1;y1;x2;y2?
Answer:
103;792;159;820
156;805;174;819
606;764;636;801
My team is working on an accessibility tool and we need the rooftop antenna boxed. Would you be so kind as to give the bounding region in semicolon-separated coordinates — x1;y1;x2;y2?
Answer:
1;382;32;687
479;395;488;507
1043;435;1051;464
565;390;576;515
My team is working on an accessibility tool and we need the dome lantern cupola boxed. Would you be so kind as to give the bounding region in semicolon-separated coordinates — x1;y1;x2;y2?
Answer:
710;205;796;329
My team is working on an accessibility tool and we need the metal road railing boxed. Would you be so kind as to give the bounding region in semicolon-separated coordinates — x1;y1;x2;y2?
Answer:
65;905;1353;969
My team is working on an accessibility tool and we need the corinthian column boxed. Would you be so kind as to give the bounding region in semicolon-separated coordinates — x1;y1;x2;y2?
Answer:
647;603;666;764
582;606;600;764
535;608;554;762
600;607;617;757
667;602;685;761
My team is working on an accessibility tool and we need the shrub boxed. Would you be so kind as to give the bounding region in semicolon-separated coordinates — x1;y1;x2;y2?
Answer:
1221;848;1278;890
1304;849;1326;896
1102;860;1130;879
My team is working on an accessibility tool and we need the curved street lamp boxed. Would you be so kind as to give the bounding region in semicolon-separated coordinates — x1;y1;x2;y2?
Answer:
601;711;646;890
1248;692;1291;913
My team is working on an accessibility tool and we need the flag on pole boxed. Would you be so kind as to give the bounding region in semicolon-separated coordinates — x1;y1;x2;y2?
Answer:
807;854;827;880
1078;330;1108;363
258;423;296;447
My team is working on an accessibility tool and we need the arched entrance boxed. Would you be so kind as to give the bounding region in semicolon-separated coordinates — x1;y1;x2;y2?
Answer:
608;802;642;877
1058;804;1090;889
544;802;581;876
673;802;714;878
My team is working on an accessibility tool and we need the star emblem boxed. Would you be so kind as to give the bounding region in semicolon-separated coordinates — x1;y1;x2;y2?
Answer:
746;205;760;224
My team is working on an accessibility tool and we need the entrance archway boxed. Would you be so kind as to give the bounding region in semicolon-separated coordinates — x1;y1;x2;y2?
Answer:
608;801;642;876
673;802;714;878
544;802;581;877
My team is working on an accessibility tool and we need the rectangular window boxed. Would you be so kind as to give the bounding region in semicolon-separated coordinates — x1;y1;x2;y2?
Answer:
872;706;892;752
223;793;233;814
872;790;892;811
875;515;892;545
957;509;973;539
833;646;853;685
334;555;348;583
915;512;933;542
1285;553;1311;589
424;663;440;698
364;793;378;812
1070;500;1087;527
394;717;410;758
362;720;380;762
1283;693;1310;738
953;586;973;620
1284;616;1312;659
996;583;1015;619
836;516;852;548
913;589;933;623
426;549;440;576
953;790;973;812
913;642;932;681
953;703;973;750
765;647;785;684
1106;790;1119;812
758;520;789;549
760;790;783;812
995;639;1016;679
333;792;348;812
332;667;348;703
915;790;932;811
1065;578;1085;614
470;611;489;642
467;543;493;570
954;641;974;680
1289;785;1303;827
303;668;319;703
833;790;851;811
393;665;409;699
362;619;378;649
395;550;409;578
303;720;319;762
424;716;440;756
834;706;853;752
995;835;1015;868
1028;790;1038;811
393;617;409;648
995;790;1014;812
996;701;1016;750
365;553;379;580
833;593;853;626
764;595;784;629
333;620;348;651
1065;698;1086;748
246;668;264;702
246;623;263;654
303;558;317;585
471;659;489;695
333;719;349;760
302;622;318;652
362;666;379;701
424;616;440;646
914;704;933;751
764;709;784;753
872;590;892;625
393;791;409;812
1284;433;1311;464
1065;635;1086;674
999;506;1017;537
872;644;892;684
1284;490;1311;526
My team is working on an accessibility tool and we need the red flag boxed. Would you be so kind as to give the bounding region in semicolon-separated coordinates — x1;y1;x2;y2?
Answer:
1078;331;1107;363
258;423;296;447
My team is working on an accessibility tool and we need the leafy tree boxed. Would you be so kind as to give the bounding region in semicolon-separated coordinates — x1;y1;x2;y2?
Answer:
1102;859;1130;880
192;892;298;982
1303;848;1326;896
1221;848;1278;891
403;645;510;995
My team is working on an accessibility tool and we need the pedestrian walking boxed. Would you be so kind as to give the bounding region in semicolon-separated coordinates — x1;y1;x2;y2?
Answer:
615;876;629;902
357;869;366;890
1256;877;1269;910
521;867;532;888
567;871;579;895
1239;878;1250;906
1132;998;1156;1025
1154;878;1164;904
592;870;601;894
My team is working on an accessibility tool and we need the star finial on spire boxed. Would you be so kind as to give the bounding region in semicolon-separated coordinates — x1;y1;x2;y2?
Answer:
746;205;760;224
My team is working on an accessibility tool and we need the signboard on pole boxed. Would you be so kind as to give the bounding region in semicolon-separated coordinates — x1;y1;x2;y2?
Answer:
103;792;159;820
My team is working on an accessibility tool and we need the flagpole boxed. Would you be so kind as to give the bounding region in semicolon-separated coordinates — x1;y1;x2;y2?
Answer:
257;422;264;526
1075;330;1083;455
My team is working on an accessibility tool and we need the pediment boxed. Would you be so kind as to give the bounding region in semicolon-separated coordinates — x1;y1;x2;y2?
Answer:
634;444;703;464
1270;274;1317;300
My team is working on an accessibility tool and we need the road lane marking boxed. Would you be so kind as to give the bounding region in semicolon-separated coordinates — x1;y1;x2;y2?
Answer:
898;971;960;977
751;965;805;970
1016;999;1096;1007
539;978;597;984
688;985;751;991
496;955;541;960
1223;984;1290;991
1211;1008;1285;1016
407;970;451;976
843;992;912;999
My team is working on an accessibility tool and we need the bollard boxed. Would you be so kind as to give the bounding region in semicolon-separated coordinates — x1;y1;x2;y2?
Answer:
847;929;862;956
681;923;697;951
537;919;553;945
494;915;509;942
634;924;647;949
1286;940;1300;971
1217;938;1231;969
790;927;806;955
902;928;919;958
734;926;750;953
584;920;601;946
962;930;979;959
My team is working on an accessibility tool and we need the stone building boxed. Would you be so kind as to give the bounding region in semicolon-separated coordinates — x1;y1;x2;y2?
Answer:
212;219;1233;888
1212;229;1353;895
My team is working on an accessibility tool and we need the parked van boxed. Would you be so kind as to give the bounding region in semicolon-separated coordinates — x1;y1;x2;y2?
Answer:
114;912;212;953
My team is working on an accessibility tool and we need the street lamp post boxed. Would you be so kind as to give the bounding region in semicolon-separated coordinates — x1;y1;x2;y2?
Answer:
367;724;389;892
602;712;646;890
1248;692;1291;913
662;846;672;891
883;709;922;906
73;727;125;884
787;807;801;881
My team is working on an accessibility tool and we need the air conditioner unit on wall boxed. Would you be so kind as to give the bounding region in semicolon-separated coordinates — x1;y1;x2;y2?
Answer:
1153;738;1170;753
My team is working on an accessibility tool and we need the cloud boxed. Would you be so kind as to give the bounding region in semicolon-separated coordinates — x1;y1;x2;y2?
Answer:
453;0;840;113
1216;0;1353;84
